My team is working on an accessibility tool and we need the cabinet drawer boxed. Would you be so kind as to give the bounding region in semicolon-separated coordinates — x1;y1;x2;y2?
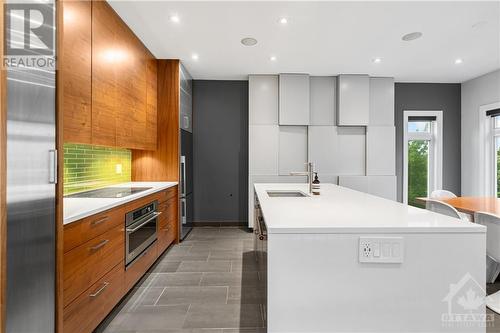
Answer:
125;242;158;290
158;186;177;203
158;218;176;254
63;262;124;333
159;198;176;224
63;224;124;307
64;206;125;253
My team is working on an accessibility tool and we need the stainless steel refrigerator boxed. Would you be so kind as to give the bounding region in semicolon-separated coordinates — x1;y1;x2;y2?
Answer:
5;2;57;332
180;129;193;239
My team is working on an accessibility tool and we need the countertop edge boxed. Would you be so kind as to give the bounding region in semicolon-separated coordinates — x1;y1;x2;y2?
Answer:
63;182;178;225
266;227;486;234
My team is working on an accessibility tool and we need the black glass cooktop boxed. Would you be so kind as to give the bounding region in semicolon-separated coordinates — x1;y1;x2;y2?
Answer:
65;187;152;199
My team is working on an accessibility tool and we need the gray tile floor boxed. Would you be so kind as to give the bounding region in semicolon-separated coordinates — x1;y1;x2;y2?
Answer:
96;227;266;333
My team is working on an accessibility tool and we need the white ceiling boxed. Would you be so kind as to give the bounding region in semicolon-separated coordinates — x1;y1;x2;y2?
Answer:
108;1;500;82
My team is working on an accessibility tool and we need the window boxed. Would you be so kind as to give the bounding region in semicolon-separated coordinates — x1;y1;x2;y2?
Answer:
479;103;500;197
403;111;443;206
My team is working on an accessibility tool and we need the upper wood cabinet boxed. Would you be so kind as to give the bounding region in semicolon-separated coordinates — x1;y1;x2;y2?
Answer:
62;1;157;150
115;19;148;149
61;0;92;144
91;1;118;146
145;51;158;149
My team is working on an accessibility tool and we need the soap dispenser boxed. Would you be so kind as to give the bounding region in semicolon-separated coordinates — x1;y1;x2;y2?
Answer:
312;172;320;195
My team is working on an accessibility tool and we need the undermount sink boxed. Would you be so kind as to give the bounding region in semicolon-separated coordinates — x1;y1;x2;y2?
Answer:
266;190;308;197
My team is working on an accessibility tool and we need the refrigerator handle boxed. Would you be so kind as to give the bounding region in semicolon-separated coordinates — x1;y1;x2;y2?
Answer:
49;149;57;184
180;156;186;196
181;198;187;225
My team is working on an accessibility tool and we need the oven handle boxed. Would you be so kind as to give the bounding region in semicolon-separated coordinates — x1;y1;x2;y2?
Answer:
126;212;161;233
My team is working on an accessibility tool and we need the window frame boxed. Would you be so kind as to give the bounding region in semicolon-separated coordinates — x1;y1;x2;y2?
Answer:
479;102;500;197
403;110;443;204
492;117;500;197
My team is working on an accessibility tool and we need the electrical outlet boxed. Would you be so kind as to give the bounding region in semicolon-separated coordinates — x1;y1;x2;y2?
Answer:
359;237;404;263
361;241;373;258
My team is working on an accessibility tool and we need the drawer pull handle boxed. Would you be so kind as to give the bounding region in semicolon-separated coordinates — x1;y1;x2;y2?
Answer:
89;282;109;298
89;239;109;251
91;216;109;226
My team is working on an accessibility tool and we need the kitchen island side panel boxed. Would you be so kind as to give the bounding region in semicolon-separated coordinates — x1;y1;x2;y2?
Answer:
267;232;485;333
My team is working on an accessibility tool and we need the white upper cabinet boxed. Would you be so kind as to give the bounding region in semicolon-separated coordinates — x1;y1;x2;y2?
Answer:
279;126;308;175
249;75;279;125
310;76;336;125
308;126;366;176
369;77;394;126
336;74;369;126
366;126;395;176
249;125;279;175
279;74;310;125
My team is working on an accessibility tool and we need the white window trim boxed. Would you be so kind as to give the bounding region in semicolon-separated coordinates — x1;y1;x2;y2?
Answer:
403;110;443;204
479;102;500;197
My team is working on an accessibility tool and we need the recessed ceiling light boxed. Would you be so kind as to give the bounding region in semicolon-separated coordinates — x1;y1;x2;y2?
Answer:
241;37;258;46
402;32;423;41
191;54;199;61
270;56;277;61
169;14;180;23
455;58;463;65
372;57;382;64
279;17;288;24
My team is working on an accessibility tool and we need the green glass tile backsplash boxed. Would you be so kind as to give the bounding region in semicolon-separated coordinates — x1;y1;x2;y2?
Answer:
63;143;132;195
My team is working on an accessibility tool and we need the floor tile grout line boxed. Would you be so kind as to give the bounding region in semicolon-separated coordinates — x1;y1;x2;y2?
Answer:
152;286;167;306
180;303;192;330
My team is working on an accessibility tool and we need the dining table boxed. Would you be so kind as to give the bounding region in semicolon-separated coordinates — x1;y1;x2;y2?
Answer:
415;196;500;219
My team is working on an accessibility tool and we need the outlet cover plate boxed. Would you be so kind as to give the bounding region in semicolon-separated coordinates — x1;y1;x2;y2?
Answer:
359;237;404;263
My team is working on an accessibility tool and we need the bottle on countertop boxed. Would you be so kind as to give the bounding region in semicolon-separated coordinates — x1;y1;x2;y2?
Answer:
312;172;320;195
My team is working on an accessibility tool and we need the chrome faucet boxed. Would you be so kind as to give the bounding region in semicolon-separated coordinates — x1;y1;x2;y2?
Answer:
290;162;314;194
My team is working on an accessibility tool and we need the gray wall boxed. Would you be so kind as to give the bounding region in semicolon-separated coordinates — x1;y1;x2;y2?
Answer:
192;80;249;223
395;83;461;202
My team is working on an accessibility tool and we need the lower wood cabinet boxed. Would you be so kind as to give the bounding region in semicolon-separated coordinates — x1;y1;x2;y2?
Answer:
158;198;176;253
63;186;178;333
63;262;125;333
63;223;124;307
125;242;158;291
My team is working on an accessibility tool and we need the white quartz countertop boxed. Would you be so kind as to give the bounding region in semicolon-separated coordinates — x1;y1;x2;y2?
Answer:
254;183;486;234
64;182;178;225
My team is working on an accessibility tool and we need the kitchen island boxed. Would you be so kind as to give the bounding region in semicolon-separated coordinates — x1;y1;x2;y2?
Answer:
254;183;487;333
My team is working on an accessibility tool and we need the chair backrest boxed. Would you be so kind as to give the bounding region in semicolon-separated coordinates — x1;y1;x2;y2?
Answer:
475;211;500;262
430;190;457;200
426;199;462;219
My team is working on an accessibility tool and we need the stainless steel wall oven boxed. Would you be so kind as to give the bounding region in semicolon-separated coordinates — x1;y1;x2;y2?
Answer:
125;201;160;266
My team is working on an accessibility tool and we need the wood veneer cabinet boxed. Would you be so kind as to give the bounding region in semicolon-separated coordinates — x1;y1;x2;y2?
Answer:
61;0;92;144
62;186;178;333
61;0;157;150
91;0;118;146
